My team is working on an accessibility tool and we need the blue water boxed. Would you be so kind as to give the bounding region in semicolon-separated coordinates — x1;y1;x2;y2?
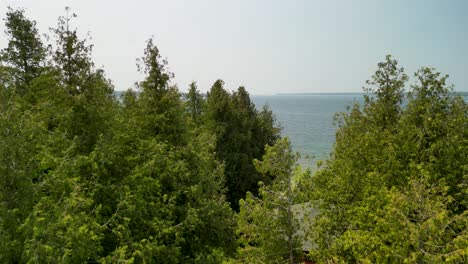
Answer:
252;94;365;166
253;93;468;167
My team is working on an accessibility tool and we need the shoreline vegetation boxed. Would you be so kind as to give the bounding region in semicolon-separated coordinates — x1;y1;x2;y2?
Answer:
1;7;467;263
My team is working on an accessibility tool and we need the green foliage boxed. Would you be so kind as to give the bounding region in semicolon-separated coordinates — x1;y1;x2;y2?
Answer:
363;55;408;129
186;81;204;122
92;136;236;263
0;7;47;101
204;81;280;210
52;7;94;94
0;95;42;262
0;8;237;263
1;7;466;264
135;38;187;145
50;8;116;154
237;138;310;264
310;56;468;262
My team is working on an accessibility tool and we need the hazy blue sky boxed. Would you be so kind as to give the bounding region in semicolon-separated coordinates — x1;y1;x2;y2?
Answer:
1;0;467;93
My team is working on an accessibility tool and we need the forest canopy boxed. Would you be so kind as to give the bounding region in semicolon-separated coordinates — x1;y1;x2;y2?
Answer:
0;7;466;264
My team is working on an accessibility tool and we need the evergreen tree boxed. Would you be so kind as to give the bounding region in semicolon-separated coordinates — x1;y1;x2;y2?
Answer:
3;6;466;263
309;56;468;262
136;38;186;145
0;7;46;98
0;93;41;262
52;7;93;95
88;39;236;262
237;138;310;264
187;81;204;122
204;81;280;210
51;7;115;153
0;8;54;262
363;55;408;130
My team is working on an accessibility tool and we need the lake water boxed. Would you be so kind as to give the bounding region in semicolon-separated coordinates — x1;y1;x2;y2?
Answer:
252;94;365;167
252;93;468;167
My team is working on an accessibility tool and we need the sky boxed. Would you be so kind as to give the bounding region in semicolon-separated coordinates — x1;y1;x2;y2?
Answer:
1;0;467;94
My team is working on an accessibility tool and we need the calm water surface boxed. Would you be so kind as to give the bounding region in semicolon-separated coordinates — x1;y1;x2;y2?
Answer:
252;94;364;166
252;93;467;167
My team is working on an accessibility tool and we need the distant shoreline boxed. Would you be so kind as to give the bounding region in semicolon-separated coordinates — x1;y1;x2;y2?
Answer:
273;92;364;96
113;91;468;98
268;91;468;96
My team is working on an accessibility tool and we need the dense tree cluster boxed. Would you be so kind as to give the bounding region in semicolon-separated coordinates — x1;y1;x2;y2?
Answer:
309;56;468;263
0;8;278;263
0;8;466;264
203;81;281;211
